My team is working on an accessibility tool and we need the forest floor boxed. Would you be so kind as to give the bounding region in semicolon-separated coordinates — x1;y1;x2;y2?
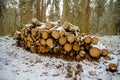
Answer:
0;35;120;80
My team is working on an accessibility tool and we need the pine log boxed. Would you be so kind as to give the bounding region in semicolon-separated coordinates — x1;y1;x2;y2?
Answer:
31;28;37;41
73;44;80;51
89;47;100;58
60;30;66;37
84;54;92;61
31;28;38;37
51;30;60;39
80;46;85;51
36;40;41;46
69;51;75;57
59;37;67;45
27;34;34;42
30;46;37;53
41;30;49;39
79;51;85;58
39;46;47;53
53;47;59;53
76;55;81;61
21;32;25;39
27;41;33;48
84;36;92;44
40;39;46;46
14;31;21;38
62;21;70;30
67;35;74;43
64;43;72;52
24;27;31;36
46;38;54;47
45;22;53;29
101;49;108;56
109;63;117;72
92;37;99;44
31;18;42;26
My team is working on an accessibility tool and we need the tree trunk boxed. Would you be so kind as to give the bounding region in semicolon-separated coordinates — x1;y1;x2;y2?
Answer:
36;0;40;21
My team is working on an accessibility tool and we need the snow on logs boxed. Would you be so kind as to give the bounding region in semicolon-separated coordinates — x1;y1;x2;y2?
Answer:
14;18;110;62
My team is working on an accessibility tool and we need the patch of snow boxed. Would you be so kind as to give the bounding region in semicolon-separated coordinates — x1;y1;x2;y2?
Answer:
0;35;120;80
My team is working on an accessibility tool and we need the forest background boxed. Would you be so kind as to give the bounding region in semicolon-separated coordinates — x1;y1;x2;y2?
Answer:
0;0;120;36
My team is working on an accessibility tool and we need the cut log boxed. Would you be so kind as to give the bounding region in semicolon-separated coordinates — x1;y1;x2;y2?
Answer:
45;22;53;29
69;51;75;57
51;30;60;39
62;21;70;30
101;49;108;56
84;36;92;44
41;30;49;39
53;47;59;53
36;41;41;46
59;37;67;45
24;27;31;36
79;51;85;58
64;43;72;52
27;34;33;42
31;18;42;26
14;31;21;38
31;28;37;41
67;35;74;43
85;44;91;50
89;47;100;58
46;38;54;47
30;46;37;53
60;30;66;37
80;46;85;51
73;44;80;51
40;39;46;46
104;55;111;60
92;37;99;44
84;54;92;61
39;46;47;53
27;41;33;48
109;63;117;72
76;55;81;61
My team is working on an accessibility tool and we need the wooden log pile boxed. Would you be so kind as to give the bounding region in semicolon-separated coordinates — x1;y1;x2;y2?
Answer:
14;18;110;62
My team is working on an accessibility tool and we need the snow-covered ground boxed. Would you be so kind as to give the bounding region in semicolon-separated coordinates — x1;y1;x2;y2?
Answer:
0;35;120;80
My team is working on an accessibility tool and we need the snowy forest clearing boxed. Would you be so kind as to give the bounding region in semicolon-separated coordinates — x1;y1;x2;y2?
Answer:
0;35;120;80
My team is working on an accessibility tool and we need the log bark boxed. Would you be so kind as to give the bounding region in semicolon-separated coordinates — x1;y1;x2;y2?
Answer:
62;21;70;30
27;34;34;42
14;31;21;38
31;18;42;26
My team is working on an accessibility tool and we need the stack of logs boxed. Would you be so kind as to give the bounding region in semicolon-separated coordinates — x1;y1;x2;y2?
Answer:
14;18;110;62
